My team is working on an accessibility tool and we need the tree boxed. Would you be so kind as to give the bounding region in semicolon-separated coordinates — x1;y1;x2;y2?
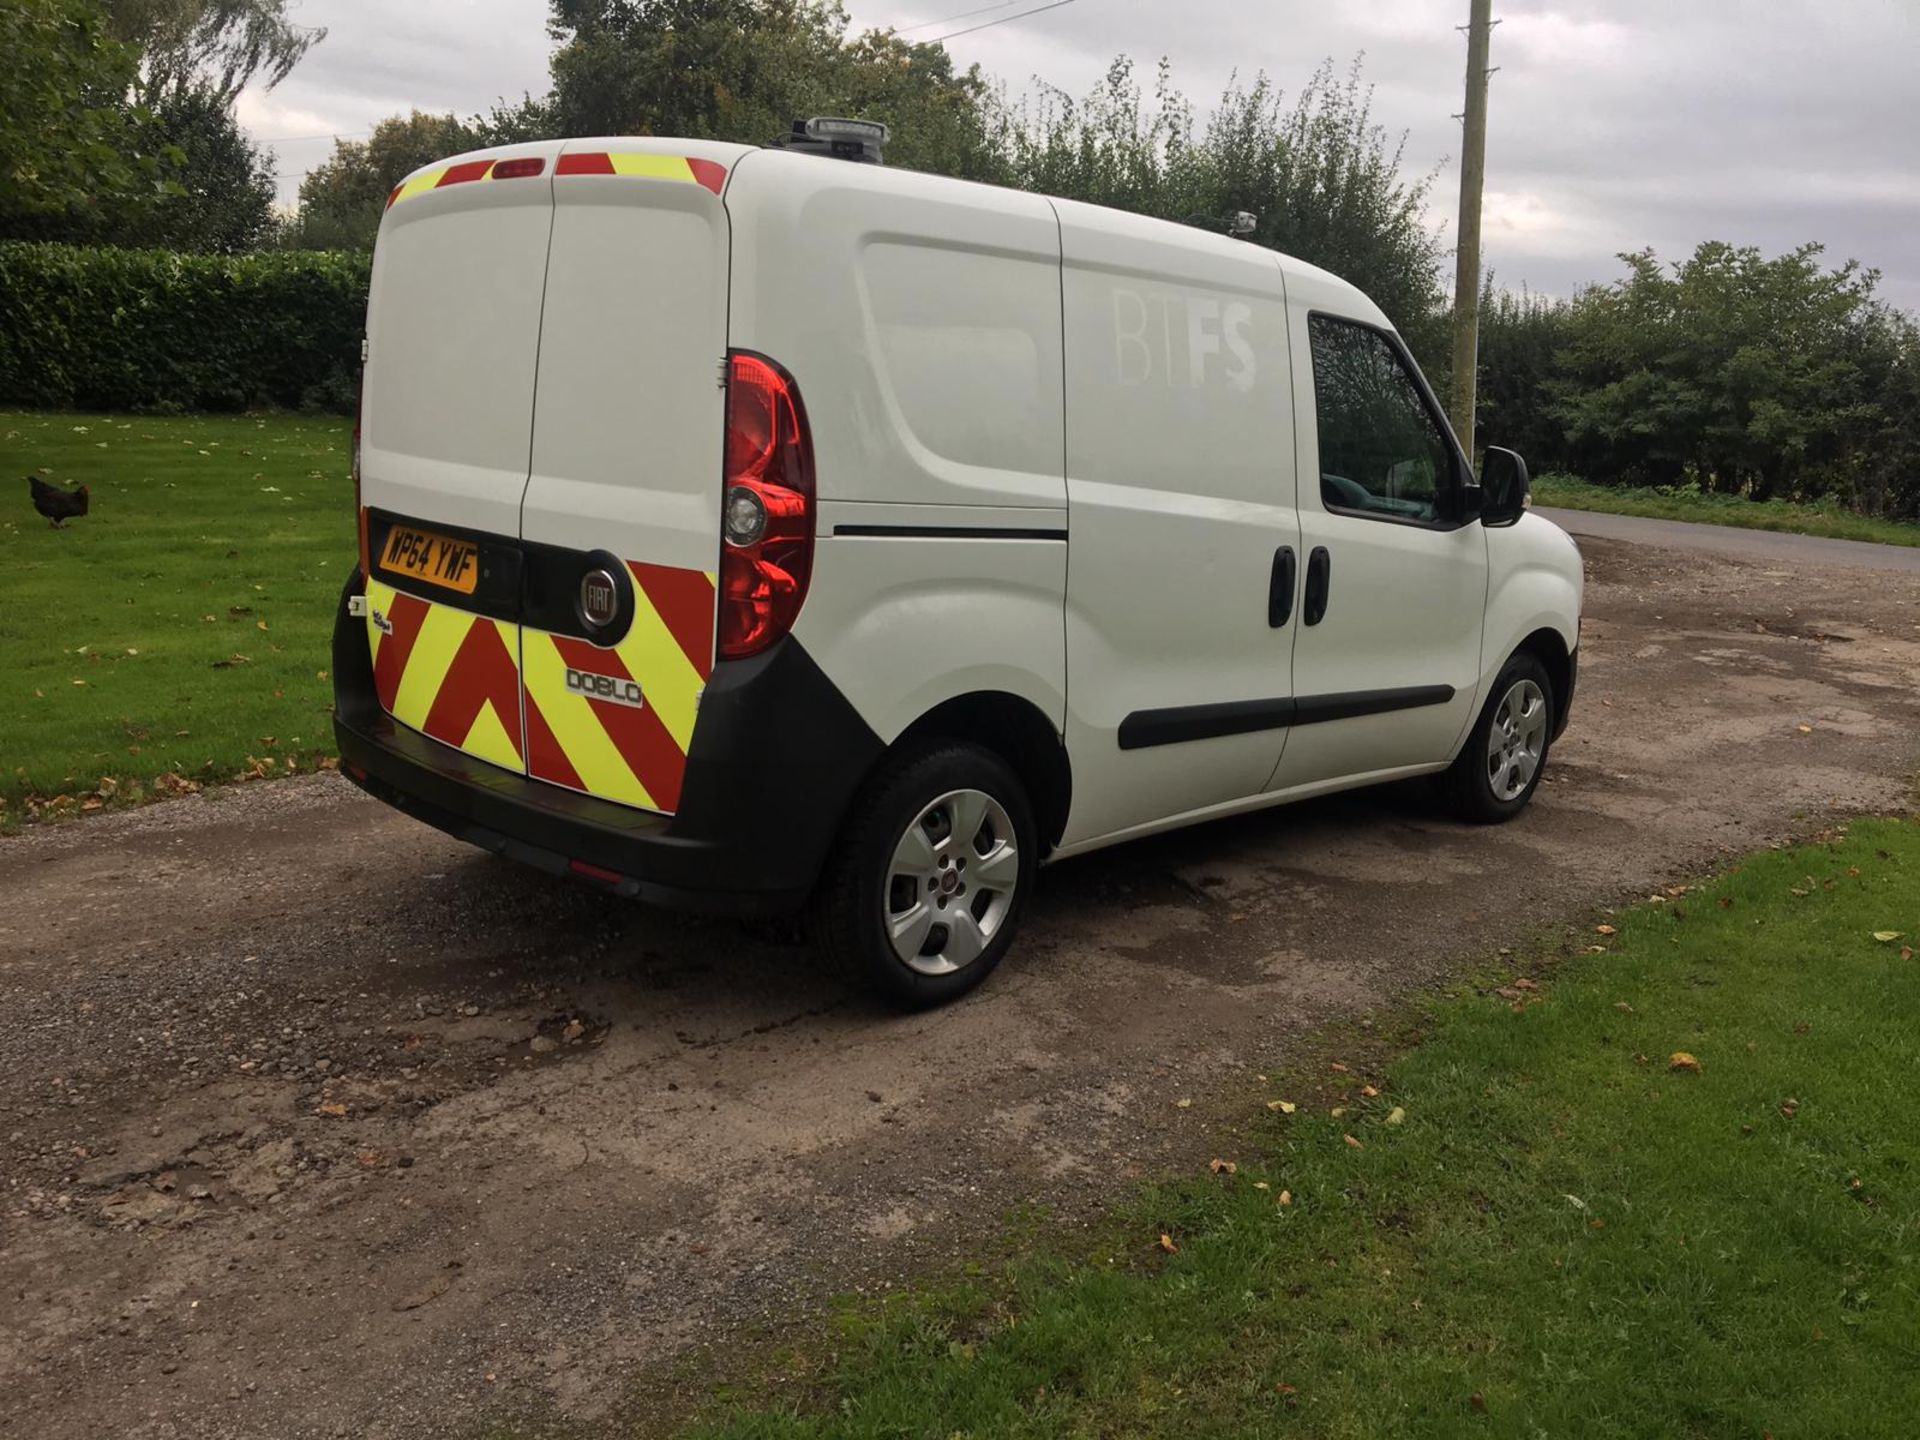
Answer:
0;0;159;240
104;0;325;102
543;0;999;179
285;111;477;250
1550;243;1891;500
1473;282;1574;470
988;58;1450;366
118;83;276;251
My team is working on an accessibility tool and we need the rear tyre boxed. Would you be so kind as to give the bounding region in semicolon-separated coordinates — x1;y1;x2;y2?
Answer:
817;741;1037;1009
1439;651;1555;824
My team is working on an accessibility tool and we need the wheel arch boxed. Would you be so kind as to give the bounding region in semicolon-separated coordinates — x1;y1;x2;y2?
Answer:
895;691;1072;855
1512;625;1575;739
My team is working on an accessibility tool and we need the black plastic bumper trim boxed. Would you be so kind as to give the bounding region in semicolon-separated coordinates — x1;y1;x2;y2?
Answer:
1118;684;1456;751
832;524;1067;541
330;570;882;915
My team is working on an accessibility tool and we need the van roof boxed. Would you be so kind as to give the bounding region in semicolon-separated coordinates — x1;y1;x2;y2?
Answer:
388;135;1392;332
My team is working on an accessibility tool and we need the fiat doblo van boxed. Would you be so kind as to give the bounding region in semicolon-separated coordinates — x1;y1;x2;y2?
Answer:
332;128;1583;1006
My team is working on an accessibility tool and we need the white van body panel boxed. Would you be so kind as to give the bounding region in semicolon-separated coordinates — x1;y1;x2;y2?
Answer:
1474;513;1584;721
1267;257;1488;793
726;150;1067;513
1054;199;1301;846
522;137;751;568
727;150;1070;743
362;140;568;543
347;135;1584;937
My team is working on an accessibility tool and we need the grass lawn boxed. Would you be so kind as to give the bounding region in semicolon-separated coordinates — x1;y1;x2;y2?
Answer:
1532;472;1920;548
694;819;1920;1439
1;411;353;824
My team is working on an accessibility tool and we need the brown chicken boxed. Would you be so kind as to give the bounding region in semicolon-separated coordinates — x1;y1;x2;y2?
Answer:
28;476;89;527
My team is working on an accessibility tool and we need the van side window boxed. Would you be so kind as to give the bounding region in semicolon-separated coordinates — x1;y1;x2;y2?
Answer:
1308;315;1454;523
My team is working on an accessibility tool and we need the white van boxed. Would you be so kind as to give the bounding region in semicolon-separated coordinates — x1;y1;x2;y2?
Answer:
332;127;1583;1006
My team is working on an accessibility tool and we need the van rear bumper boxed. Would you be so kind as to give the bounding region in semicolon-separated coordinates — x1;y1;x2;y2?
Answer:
331;572;882;916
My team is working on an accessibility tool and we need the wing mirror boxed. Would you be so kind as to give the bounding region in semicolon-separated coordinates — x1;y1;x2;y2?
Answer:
1479;447;1530;528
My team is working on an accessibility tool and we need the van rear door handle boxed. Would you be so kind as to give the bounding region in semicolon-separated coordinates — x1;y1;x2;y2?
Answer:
1268;546;1296;627
1303;546;1331;626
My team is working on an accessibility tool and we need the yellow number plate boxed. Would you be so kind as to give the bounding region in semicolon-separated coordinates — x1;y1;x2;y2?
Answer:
380;524;480;595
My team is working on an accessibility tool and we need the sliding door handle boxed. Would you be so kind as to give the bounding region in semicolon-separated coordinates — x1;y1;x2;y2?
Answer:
1304;546;1331;626
1267;545;1297;627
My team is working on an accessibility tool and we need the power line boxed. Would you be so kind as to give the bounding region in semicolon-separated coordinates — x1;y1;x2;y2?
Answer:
928;0;1078;43
896;1;1020;35
256;127;371;145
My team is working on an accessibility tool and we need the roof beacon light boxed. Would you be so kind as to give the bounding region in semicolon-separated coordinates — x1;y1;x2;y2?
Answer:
771;116;889;165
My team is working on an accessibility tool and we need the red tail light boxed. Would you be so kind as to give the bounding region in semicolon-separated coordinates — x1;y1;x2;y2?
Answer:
718;352;814;659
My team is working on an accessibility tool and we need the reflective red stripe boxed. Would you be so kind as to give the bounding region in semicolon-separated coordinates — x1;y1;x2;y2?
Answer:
556;151;615;176
547;635;690;812
436;160;494;188
422;619;523;759
628;560;716;681
372;591;430;711
686;158;727;194
523;692;584;792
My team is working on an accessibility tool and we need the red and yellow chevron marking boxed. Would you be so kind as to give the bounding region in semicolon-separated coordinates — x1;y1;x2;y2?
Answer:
386;157;510;210
364;578;525;773
554;151;727;194
385;152;725;210
523;560;717;815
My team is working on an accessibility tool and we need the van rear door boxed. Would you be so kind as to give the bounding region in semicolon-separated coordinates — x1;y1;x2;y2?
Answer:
517;140;748;815
358;142;563;776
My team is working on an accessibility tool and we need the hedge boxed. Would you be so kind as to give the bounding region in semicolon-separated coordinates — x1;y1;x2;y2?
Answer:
0;242;369;414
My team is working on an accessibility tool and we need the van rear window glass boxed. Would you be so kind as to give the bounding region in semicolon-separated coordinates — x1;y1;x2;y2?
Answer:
1307;316;1452;523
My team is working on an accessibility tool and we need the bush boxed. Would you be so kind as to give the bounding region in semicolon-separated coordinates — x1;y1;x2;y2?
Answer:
0;241;368;414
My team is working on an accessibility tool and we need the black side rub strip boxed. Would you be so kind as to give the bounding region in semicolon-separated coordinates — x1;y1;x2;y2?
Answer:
1117;684;1455;751
832;524;1068;541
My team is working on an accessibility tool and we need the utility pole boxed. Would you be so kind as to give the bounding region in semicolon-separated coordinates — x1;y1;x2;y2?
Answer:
1450;0;1494;457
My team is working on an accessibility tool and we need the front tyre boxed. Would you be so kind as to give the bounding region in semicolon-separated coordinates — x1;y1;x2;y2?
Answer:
817;741;1037;1009
1440;652;1555;823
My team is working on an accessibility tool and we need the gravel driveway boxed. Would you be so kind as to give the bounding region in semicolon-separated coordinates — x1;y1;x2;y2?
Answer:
4;521;1918;1439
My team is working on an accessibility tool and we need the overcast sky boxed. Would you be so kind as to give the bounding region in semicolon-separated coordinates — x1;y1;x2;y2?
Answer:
240;0;1920;311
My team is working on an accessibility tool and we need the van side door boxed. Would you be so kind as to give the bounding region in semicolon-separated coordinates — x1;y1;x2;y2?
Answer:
1268;299;1487;794
1055;201;1302;848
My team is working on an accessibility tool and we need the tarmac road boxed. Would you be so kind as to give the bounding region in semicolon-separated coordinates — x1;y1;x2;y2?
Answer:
3;517;1918;1439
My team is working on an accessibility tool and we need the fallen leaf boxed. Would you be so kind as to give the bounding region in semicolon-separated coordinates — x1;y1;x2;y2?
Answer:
315;1102;348;1117
1796;723;1813;734
1252;1180;1269;1191
1330;1106;1347;1118
1209;1158;1237;1175
1329;1062;1349;1074
1595;923;1617;936
1343;1134;1363;1149
1360;1084;1381;1098
1669;1052;1702;1073
357;1150;381;1168
1470;1392;1487;1413
1157;1232;1178;1254
1780;1098;1800;1119
1276;1383;1298;1403
1902;948;1914;961
1175;1097;1192;1110
1266;1099;1297;1114
1718;896;1734;909
1614;1001;1635;1013
1277;1190;1292;1206
1871;931;1904;943
1513;977;1539;991
1386;1106;1406;1126
256;620;269;632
